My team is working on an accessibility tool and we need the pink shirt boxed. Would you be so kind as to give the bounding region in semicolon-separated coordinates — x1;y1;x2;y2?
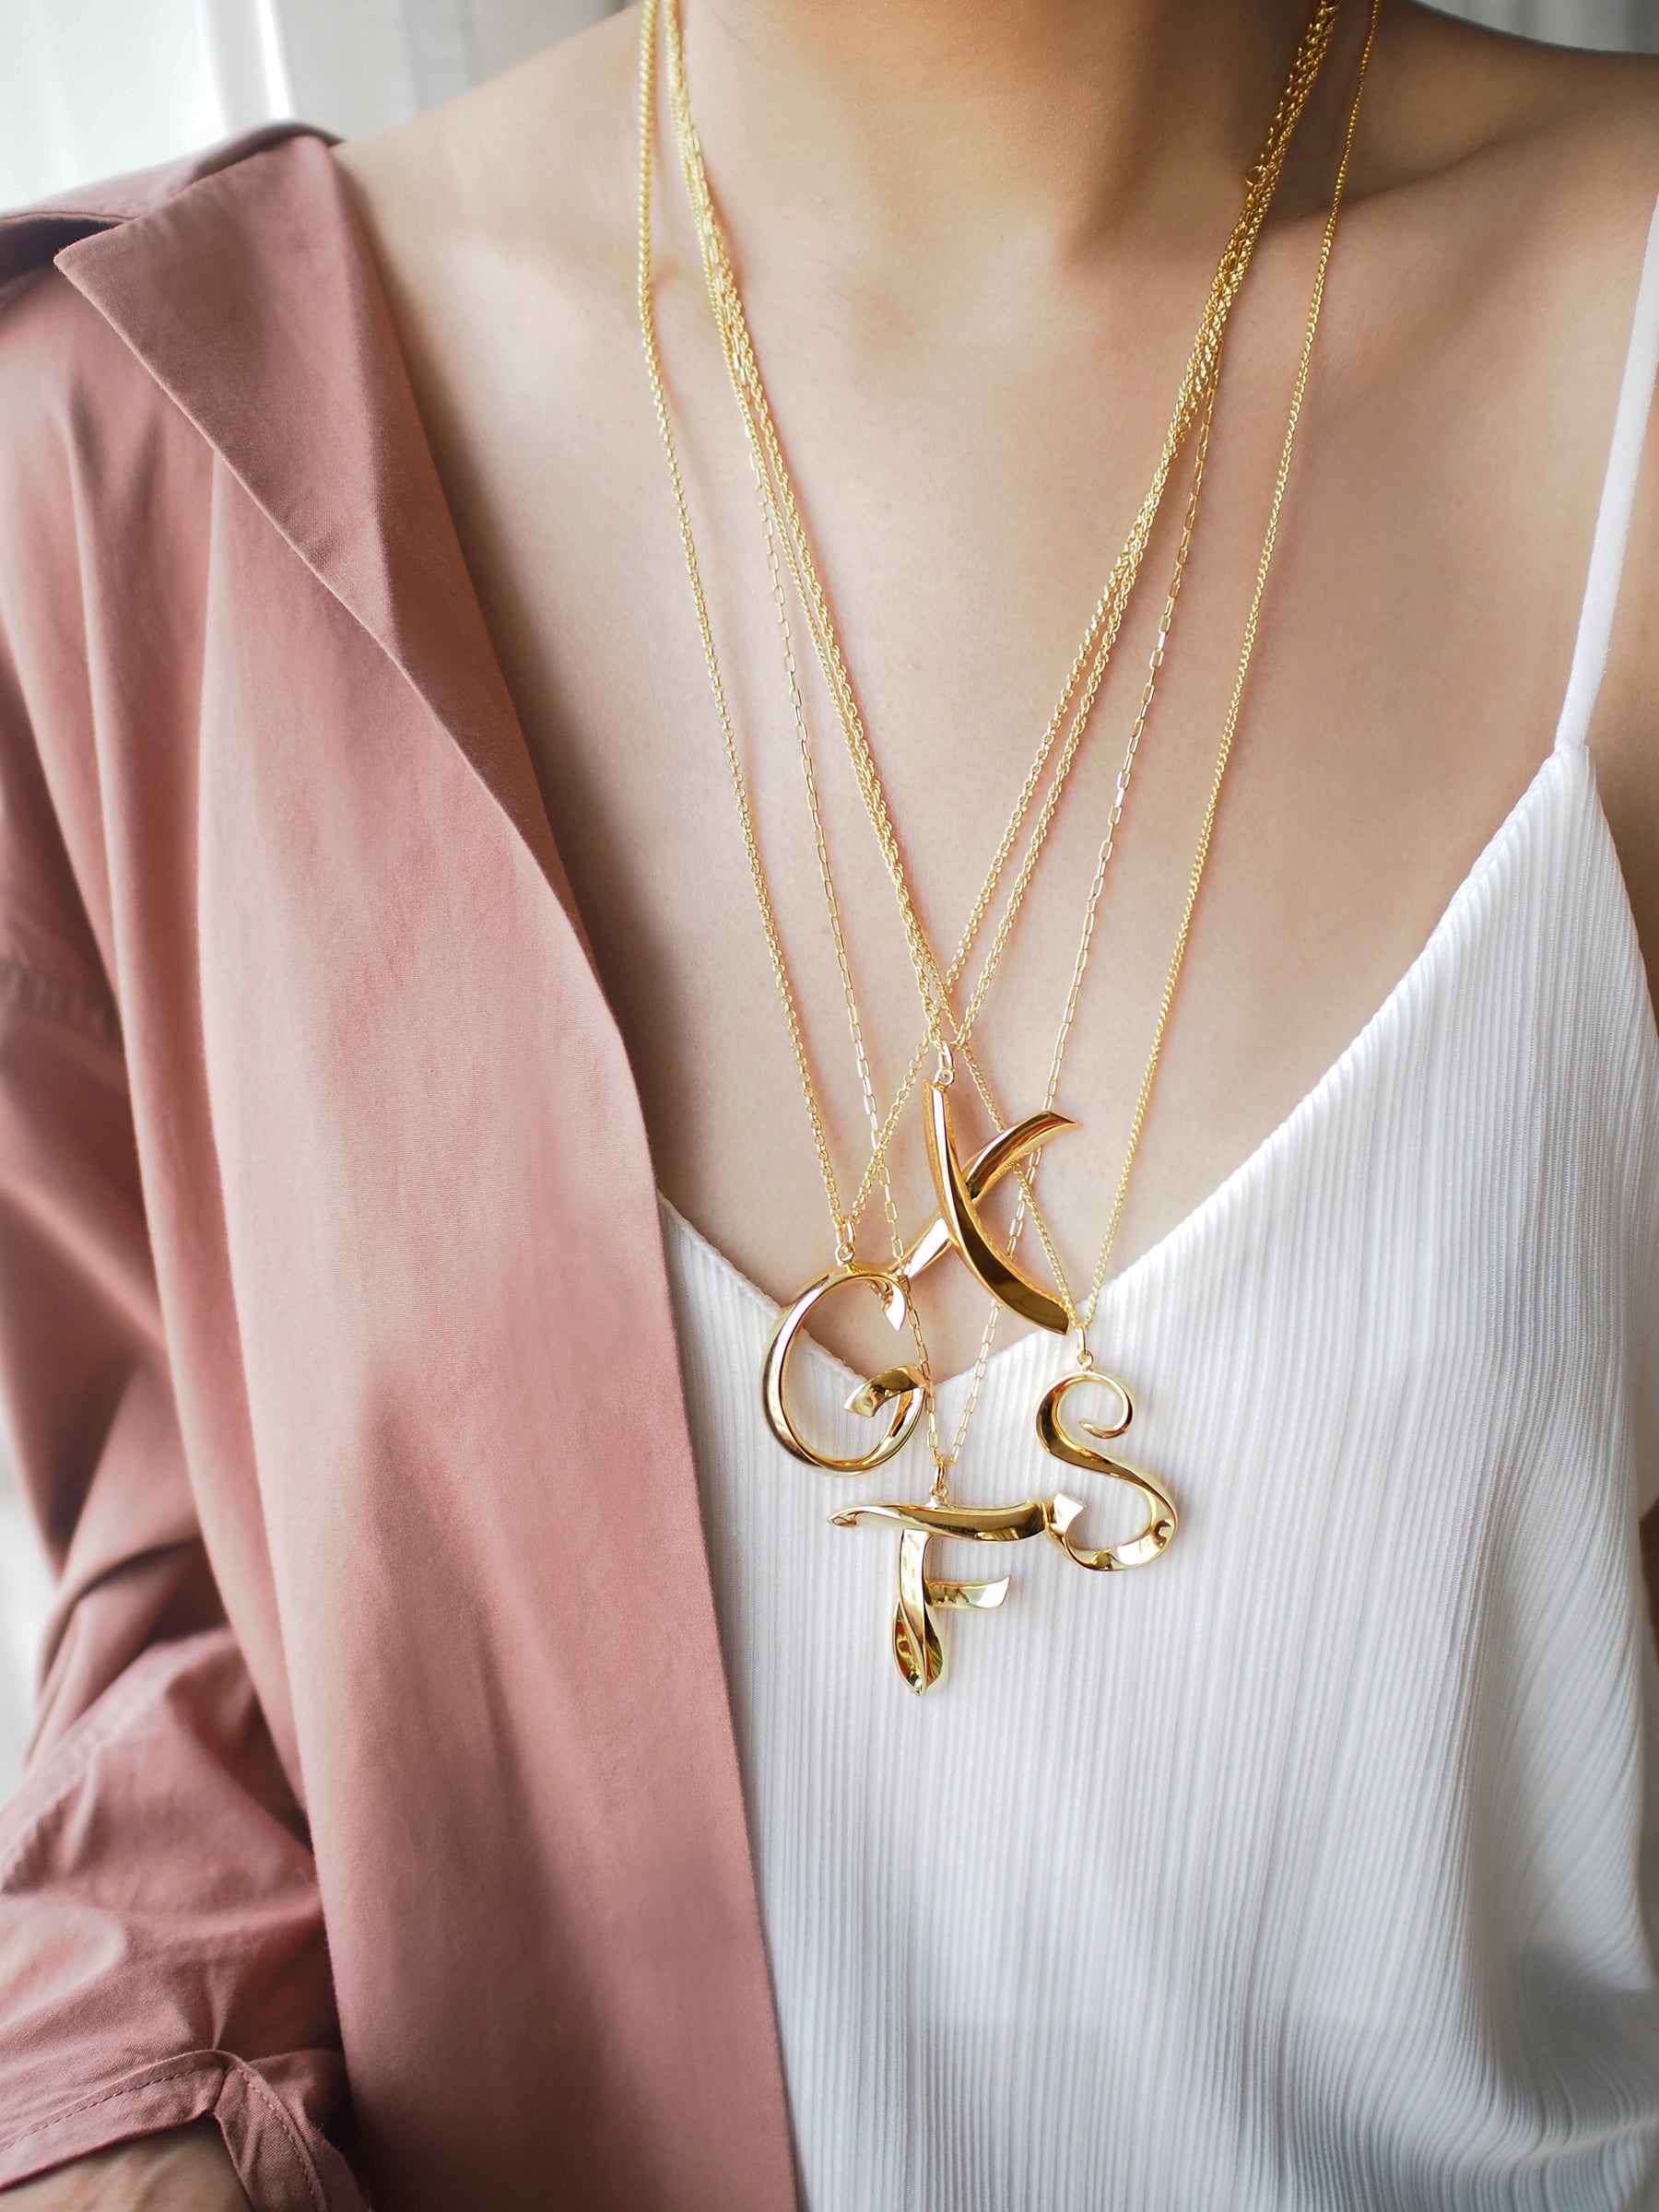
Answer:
0;127;794;2210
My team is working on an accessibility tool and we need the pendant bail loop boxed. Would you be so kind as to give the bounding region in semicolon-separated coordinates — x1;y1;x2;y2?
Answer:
932;1038;955;1090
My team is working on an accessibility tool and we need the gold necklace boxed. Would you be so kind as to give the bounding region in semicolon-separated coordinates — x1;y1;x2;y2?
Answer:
663;0;1338;1240
838;0;1382;1690
759;397;1219;1494
641;0;1335;1476
638;0;1381;1687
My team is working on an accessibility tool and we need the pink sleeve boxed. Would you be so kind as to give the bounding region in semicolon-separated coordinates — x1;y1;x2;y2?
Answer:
0;266;365;2210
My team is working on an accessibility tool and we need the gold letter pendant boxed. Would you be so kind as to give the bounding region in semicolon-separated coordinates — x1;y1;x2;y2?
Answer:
829;1498;1053;1694
1034;1367;1177;1570
761;1265;926;1474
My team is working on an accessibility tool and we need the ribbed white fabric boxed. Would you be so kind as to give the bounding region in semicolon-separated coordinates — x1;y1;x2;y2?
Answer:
658;194;1659;2211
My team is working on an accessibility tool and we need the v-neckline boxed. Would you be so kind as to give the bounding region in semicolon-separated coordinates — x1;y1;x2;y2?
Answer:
658;735;1642;1404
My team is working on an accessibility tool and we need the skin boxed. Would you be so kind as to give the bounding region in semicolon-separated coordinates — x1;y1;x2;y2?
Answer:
2;2124;252;2208
16;0;1659;2197
326;0;1659;1385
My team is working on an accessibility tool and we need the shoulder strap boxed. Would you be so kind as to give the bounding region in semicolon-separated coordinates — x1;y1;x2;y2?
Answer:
1556;187;1659;753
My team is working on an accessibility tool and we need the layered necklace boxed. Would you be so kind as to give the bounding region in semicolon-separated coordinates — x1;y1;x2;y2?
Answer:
638;0;1380;1691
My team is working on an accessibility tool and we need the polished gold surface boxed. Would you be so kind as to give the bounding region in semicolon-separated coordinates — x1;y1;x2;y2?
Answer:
830;1497;1053;1693
831;1497;1059;1543
1035;1369;1177;1571
924;1079;1074;1335
900;1107;1078;1283
829;1479;1178;1691
762;1265;927;1472
759;1102;1076;1473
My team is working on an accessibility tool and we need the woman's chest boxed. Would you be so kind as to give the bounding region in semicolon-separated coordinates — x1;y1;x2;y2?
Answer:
358;160;1659;1377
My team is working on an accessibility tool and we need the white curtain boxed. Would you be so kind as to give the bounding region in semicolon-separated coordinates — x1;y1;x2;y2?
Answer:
1448;0;1659;41
0;0;617;206
268;0;618;145
0;0;231;206
1;0;1653;206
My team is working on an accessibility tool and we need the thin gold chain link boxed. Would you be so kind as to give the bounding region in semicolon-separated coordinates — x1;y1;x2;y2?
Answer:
638;0;1377;1479
755;491;891;1264
636;10;861;1241
925;379;1222;1477
664;0;1337;1139
1076;0;1382;1332
641;0;1272;1478
647;0;1337;1339
760;367;1219;1479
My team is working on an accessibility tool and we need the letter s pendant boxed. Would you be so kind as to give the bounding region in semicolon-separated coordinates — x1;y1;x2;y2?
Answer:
1035;1368;1177;1571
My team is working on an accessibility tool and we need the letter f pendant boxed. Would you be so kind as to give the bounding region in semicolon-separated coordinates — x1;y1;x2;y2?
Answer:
830;1497;1053;1694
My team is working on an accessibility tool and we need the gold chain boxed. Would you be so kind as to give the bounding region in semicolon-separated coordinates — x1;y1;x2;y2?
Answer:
760;387;1219;1481
993;0;1380;1359
1071;0;1382;1331
634;109;853;1232
638;0;1377;1481
660;0;1338;1240
938;380;1220;1474
758;498;913;1263
639;0;1237;1483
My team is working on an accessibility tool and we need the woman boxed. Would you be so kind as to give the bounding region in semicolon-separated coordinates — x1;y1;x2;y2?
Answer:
1;0;1657;2203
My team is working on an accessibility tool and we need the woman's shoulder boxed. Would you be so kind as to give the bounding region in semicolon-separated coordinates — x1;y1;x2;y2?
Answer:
1330;4;1657;282
0;126;351;492
332;8;641;340
0;120;450;820
0;120;436;604
1385;11;1659;1005
1384;2;1659;147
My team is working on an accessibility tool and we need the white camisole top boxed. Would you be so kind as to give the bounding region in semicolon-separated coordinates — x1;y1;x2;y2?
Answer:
658;197;1659;2210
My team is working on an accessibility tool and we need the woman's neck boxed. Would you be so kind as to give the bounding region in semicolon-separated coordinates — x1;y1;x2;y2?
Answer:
681;0;1322;301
